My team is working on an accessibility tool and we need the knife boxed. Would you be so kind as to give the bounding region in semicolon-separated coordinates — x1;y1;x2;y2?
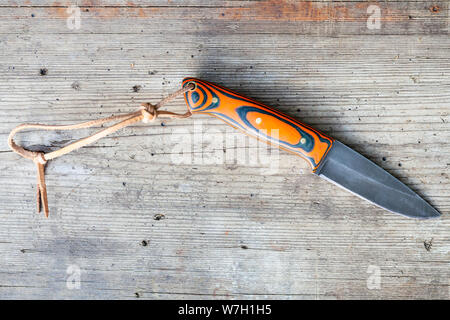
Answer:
182;77;440;219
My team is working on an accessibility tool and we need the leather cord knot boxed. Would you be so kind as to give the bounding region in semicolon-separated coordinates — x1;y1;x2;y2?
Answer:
140;103;158;123
33;152;47;165
7;83;195;217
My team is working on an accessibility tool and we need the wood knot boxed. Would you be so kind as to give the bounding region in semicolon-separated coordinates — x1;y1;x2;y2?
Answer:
429;5;440;13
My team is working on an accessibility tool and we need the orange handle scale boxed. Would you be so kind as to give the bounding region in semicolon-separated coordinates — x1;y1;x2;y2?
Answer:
182;78;334;172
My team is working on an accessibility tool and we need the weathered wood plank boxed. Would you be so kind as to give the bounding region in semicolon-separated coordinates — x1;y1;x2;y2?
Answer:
0;0;448;35
0;2;449;300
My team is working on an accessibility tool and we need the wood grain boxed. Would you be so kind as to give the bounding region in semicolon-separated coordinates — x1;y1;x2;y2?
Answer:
0;1;449;299
0;0;448;35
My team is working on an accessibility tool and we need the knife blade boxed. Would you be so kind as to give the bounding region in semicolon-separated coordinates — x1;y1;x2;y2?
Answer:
182;77;441;219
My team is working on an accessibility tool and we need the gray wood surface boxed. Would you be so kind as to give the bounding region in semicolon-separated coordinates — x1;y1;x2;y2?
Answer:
0;0;448;299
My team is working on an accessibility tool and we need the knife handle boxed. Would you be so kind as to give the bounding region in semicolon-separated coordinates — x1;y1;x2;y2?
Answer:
182;78;334;171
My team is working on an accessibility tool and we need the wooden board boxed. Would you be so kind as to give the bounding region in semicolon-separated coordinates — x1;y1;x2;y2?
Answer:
0;0;448;299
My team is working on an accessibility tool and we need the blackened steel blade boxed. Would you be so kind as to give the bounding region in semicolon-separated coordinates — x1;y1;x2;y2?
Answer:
315;141;441;219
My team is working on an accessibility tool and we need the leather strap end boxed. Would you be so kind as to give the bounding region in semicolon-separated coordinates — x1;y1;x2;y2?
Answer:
36;161;49;217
